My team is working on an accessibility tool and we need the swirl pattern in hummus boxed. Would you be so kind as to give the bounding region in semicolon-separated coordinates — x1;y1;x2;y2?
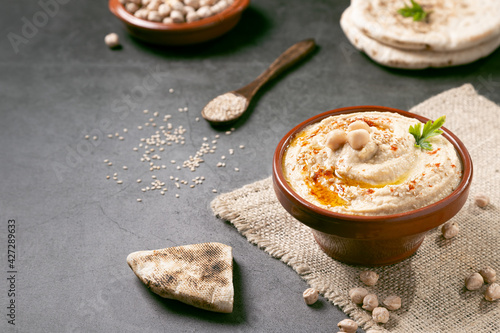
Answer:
283;112;462;216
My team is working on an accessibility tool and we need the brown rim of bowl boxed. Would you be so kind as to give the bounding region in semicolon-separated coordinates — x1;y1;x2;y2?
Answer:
273;105;473;224
109;0;250;32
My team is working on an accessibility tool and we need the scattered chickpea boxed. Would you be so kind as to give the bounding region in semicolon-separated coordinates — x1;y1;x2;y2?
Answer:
362;294;379;311
441;221;459;239
348;120;370;132
479;267;497;284
360;271;379;286
325;129;347;151
302;288;319;305
383;295;401;311
349;287;368;305
372;307;390;324
347;129;370;150
484;283;500;301
337;318;358;333
474;194;490;208
465;272;484;291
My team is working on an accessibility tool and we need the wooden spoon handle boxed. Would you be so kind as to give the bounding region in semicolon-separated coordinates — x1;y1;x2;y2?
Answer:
234;39;316;100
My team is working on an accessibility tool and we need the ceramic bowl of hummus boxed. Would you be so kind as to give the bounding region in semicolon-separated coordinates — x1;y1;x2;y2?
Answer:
272;105;473;266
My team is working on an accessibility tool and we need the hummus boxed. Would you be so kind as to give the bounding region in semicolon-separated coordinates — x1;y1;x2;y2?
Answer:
283;112;463;216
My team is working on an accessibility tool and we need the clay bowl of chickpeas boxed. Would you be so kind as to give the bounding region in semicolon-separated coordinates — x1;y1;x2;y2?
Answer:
109;0;250;45
273;105;473;266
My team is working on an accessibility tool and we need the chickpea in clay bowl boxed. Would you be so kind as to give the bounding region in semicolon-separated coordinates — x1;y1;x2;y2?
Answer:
109;0;250;45
272;106;473;266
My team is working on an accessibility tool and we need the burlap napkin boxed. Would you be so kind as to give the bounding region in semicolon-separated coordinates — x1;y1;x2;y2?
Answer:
211;84;499;333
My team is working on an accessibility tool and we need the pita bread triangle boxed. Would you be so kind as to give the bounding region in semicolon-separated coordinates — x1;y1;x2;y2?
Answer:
127;242;234;313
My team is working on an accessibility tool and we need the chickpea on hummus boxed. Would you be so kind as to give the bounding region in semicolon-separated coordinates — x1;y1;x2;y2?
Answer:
283;112;462;216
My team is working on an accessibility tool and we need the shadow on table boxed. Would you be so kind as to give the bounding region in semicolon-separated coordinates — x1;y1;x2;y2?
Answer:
128;5;273;60
143;259;246;325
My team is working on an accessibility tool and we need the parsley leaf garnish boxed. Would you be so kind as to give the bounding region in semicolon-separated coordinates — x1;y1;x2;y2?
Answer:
409;115;446;150
398;0;429;22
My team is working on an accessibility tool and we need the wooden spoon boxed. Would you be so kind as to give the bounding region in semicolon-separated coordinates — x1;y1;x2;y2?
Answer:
201;39;317;127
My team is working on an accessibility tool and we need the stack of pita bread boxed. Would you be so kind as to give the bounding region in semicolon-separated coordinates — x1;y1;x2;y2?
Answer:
340;0;500;69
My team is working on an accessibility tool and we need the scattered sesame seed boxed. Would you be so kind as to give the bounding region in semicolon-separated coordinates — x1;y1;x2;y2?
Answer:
183;107;188;112
190;185;195;188
137;179;142;183
107;134;113;138
123;166;128;170
141;188;146;192
104;159;109;163
108;162;113;166
123;128;128;133
169;88;174;93
117;180;123;184
143;110;149;114
138;126;143;130
152;175;157;179
133;147;138;151
239;145;245;149
119;136;124;141
221;156;226;160
137;198;142;202
176;166;181;170
106;175;110;179
175;194;180;198
212;189;217;193
225;131;231;135
93;136;98;140
161;191;165;195
195;117;200;122
84;135;90;139
235;168;240;172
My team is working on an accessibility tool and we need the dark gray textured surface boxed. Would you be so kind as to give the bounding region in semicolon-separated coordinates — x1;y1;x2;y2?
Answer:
1;0;499;332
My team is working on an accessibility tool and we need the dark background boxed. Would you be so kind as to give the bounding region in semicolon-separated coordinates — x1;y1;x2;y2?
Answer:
1;0;499;332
